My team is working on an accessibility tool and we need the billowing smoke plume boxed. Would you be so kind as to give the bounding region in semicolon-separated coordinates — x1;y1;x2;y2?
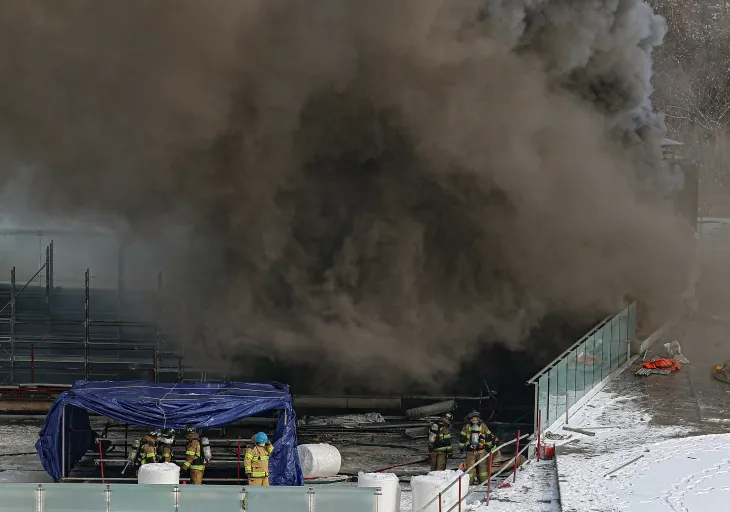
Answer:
0;1;695;389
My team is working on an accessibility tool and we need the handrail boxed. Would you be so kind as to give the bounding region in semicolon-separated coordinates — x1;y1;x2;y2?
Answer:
526;311;619;384
444;441;532;512
414;432;531;512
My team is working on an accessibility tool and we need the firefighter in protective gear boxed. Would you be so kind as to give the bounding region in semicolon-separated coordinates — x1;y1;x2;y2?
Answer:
245;432;274;486
428;413;453;471
137;429;160;466
157;428;175;463
182;425;206;484
458;411;498;484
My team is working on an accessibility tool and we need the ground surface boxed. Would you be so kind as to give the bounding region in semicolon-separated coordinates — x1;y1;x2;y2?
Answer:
555;315;730;512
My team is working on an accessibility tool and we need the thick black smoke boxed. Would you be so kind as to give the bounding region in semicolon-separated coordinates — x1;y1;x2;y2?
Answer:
0;1;695;389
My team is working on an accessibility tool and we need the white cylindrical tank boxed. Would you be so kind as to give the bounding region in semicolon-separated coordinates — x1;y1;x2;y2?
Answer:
411;470;469;512
297;443;342;478
137;462;181;484
357;472;401;512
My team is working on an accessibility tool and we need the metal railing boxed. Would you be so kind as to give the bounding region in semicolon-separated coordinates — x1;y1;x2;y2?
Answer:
415;432;531;512
3;482;380;512
527;302;637;436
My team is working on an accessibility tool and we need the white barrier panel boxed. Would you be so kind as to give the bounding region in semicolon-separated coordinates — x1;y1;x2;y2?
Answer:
297;443;342;478
137;462;180;484
358;472;400;512
411;470;469;512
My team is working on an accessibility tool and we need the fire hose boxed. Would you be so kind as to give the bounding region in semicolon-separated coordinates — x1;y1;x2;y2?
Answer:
372;456;430;473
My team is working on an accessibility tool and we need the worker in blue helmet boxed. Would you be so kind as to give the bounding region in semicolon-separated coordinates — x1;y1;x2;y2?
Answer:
245;432;274;486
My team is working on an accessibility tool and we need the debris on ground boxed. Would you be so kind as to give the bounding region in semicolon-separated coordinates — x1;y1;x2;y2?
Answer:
634;357;681;376
297;413;385;428
711;360;730;384
543;431;571;441
664;340;690;364
562;426;595;437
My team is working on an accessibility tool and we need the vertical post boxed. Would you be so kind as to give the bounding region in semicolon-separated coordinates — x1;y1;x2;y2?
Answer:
84;269;90;380
458;473;462;512
116;244;124;360
565;357;570;425
307;487;315;512
155;271;163;383
374;487;382;512
45;245;50;309
49;241;54;295
537;410;541;461
30;344;35;384
513;430;520;483
438;492;442;512
237;437;242;483
486;451;493;505
36;484;44;512
10;267;15;385
61;405;66;480
104;485;111;512
173;484;180;511
98;439;105;483
533;384;538;446
241;487;247;512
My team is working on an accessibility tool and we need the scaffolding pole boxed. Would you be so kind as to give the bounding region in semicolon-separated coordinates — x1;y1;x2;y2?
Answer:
10;268;16;384
84;269;90;381
154;271;162;383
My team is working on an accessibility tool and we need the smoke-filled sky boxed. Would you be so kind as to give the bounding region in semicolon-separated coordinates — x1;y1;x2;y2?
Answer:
0;0;697;389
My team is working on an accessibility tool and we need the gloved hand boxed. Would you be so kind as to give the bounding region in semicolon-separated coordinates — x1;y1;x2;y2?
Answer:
245;472;252;480
447;452;452;459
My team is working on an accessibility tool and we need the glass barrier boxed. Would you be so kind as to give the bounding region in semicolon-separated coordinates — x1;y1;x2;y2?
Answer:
0;483;377;512
530;302;637;433
309;487;376;512
4;483;40;512
245;486;310;512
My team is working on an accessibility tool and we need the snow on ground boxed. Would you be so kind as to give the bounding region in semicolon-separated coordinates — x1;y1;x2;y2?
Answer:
554;389;730;511
398;458;560;512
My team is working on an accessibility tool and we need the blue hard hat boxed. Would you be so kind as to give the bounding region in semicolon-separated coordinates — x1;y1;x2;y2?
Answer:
254;432;268;445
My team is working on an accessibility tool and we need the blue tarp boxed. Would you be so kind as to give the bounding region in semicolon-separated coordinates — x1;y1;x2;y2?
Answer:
36;380;303;485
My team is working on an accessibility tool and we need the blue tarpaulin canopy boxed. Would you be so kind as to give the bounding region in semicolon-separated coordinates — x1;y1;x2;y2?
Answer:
36;380;303;485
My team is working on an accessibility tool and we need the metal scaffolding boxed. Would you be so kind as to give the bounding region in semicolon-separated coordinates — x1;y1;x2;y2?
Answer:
0;241;225;385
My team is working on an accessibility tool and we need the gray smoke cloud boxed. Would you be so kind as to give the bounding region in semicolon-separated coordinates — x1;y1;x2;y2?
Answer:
0;0;695;389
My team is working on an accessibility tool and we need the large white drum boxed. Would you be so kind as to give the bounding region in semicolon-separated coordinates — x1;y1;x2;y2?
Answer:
411;470;469;512
137;462;181;484
296;443;342;478
358;472;401;512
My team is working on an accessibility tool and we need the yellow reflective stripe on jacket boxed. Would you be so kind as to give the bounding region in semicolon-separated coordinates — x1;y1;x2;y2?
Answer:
186;450;200;456
250;471;268;477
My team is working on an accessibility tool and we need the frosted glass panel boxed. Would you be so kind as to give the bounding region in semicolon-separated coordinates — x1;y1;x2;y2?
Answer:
109;484;177;512
44;484;107;512
178;485;243;511
314;487;375;512
245;487;309;512
3;483;39;512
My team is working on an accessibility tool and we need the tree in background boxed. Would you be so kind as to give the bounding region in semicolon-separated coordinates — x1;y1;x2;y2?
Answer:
650;1;730;214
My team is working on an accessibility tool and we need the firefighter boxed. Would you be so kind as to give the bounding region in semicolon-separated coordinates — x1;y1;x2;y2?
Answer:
137;429;160;467
157;428;175;463
245;432;274;486
182;425;206;484
458;411;498;485
428;412;453;471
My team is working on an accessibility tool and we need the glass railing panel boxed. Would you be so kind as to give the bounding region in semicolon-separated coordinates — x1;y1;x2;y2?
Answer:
313;487;376;512
44;483;108;512
178;485;243;511
245;486;309;512
2;483;40;512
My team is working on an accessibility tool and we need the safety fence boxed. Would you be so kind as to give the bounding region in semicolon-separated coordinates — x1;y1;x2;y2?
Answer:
414;431;532;512
527;302;637;435
1;482;380;512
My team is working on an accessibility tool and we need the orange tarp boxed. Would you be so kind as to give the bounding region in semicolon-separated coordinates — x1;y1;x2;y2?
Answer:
640;358;681;372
